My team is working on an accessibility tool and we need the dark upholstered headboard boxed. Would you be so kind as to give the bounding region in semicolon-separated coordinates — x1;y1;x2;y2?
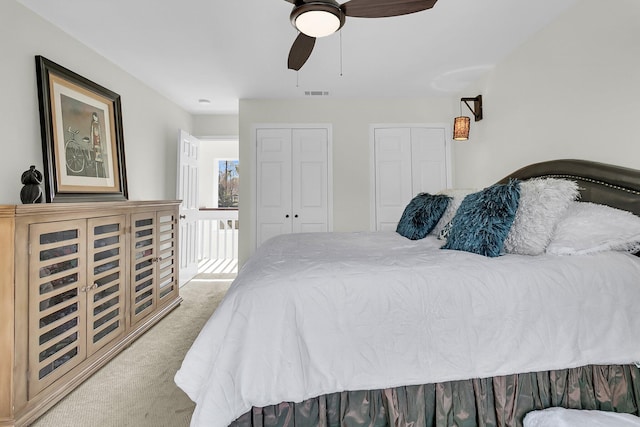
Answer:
497;159;640;217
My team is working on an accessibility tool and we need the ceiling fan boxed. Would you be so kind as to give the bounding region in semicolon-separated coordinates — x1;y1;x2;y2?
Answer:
285;0;438;71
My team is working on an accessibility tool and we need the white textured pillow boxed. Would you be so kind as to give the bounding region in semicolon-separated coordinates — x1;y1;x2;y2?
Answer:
546;201;640;255
504;178;579;255
523;407;640;427
431;188;478;237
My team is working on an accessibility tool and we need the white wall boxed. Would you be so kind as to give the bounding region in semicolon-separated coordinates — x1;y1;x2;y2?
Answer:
454;0;640;188
193;114;239;138
237;0;640;266
17;0;633;267
238;97;453;264
1;1;193;204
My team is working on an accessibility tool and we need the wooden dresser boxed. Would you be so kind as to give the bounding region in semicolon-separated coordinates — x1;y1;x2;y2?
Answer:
0;200;182;427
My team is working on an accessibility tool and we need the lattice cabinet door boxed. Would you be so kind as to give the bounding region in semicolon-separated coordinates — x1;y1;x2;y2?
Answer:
130;212;158;325
157;209;179;306
86;215;127;356
28;220;87;397
130;210;179;326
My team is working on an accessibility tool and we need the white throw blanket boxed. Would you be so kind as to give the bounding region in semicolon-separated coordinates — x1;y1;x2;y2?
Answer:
175;232;640;427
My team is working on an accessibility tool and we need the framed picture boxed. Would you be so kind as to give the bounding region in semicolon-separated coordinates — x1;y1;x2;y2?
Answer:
35;55;128;202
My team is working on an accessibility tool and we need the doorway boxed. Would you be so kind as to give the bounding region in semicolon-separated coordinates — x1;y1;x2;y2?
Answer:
197;137;239;275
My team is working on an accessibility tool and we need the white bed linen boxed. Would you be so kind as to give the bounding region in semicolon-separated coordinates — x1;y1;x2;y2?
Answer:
524;407;640;426
175;231;640;427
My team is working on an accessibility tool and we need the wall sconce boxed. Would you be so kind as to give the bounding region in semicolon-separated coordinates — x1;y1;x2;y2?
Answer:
453;95;483;141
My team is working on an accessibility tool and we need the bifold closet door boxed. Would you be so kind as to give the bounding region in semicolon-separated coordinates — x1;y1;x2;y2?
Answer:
256;128;293;246
256;127;329;247
410;127;448;195
373;128;413;231
373;126;449;231
291;128;329;234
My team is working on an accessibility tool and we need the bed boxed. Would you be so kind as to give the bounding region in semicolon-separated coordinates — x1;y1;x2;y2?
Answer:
175;159;640;427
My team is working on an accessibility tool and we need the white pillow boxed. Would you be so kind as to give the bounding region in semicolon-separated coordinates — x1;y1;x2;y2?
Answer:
524;407;640;427
546;201;640;255
431;188;478;237
504;178;579;255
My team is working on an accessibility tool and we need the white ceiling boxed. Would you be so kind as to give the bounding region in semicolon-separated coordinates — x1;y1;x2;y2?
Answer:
16;0;577;114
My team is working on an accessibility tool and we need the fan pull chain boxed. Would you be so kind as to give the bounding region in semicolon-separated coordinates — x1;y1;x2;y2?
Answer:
296;71;299;88
339;30;343;77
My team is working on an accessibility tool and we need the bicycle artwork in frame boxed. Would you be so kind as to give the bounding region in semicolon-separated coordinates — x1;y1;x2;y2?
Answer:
35;55;128;202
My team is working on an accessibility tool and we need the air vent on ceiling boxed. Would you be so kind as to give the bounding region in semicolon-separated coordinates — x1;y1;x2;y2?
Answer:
304;91;329;96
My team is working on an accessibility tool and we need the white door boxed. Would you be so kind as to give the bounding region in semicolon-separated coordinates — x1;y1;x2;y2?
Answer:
292;128;329;234
410;127;449;194
177;129;199;286
373;128;413;231
255;127;330;248
256;129;293;247
373;126;451;231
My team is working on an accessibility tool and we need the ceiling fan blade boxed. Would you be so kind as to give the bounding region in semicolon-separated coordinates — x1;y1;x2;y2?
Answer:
341;0;437;18
288;33;316;71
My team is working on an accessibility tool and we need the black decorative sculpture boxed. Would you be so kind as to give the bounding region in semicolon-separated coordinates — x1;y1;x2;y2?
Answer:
20;165;43;204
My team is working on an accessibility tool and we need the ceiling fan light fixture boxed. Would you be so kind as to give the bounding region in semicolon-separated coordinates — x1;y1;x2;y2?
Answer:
286;0;438;70
290;2;345;38
295;10;340;37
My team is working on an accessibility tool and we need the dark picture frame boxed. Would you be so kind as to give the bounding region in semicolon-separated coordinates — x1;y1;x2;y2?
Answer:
35;55;128;202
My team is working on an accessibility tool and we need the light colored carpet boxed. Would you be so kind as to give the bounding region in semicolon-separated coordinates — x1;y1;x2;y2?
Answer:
31;276;232;427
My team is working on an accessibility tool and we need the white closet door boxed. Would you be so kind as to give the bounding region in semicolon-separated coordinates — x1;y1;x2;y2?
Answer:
373;125;450;231
256;129;292;247
374;128;413;231
292;128;329;234
410;127;448;194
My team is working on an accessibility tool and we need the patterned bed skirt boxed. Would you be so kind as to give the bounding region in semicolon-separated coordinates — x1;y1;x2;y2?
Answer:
230;364;640;427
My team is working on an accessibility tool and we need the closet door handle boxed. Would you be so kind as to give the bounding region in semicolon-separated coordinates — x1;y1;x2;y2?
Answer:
285;214;290;218
294;214;299;218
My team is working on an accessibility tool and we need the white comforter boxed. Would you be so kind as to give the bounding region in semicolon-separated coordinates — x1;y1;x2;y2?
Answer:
175;231;640;427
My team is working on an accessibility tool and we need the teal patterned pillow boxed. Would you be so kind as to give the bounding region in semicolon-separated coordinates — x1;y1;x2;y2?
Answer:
442;180;521;257
396;193;451;240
